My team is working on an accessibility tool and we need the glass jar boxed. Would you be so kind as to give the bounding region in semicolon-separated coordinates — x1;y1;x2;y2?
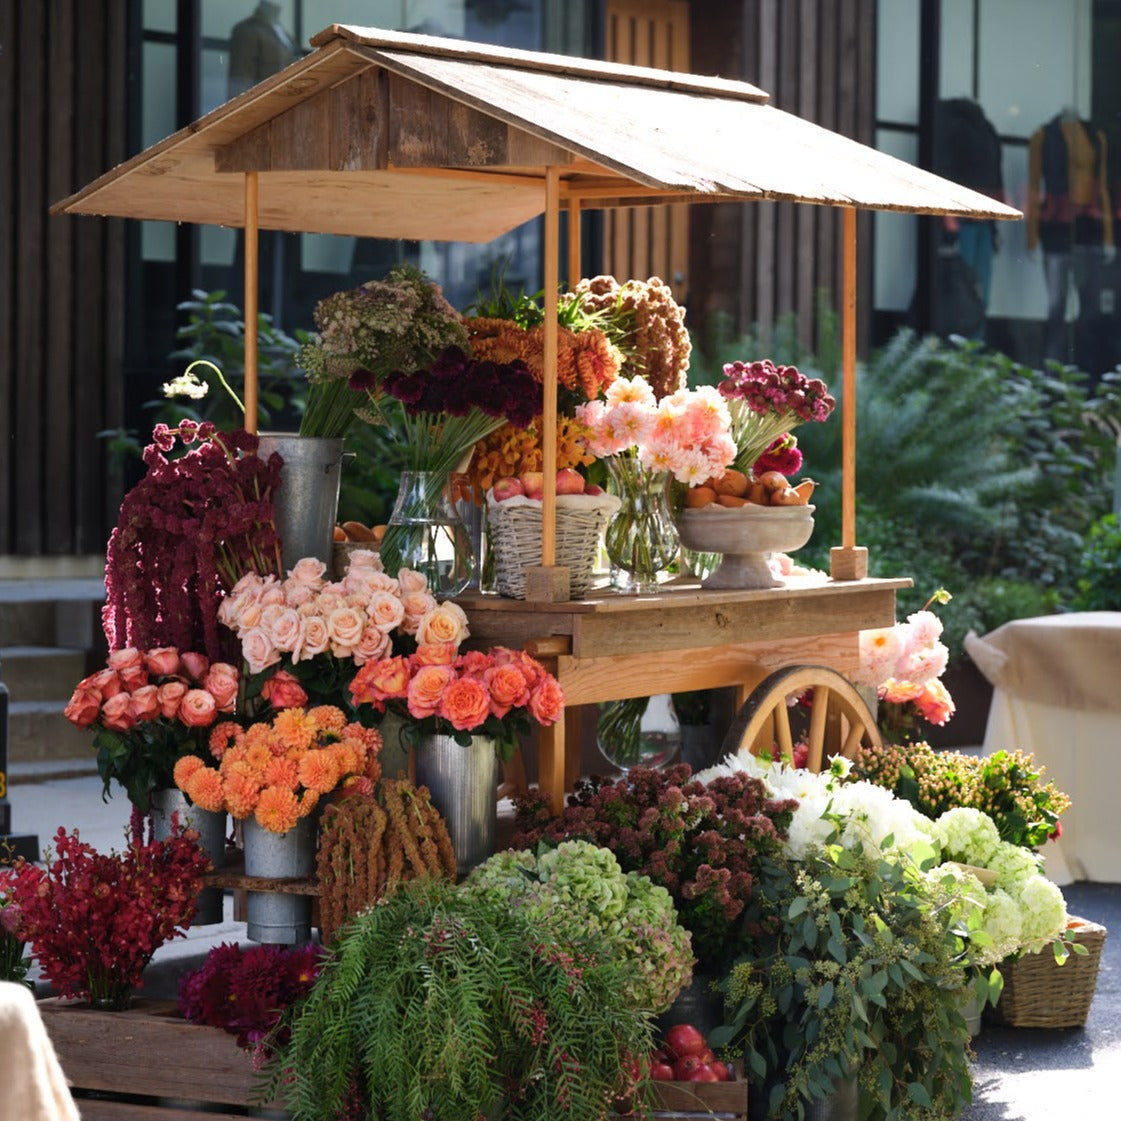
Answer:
596;694;682;775
603;455;679;593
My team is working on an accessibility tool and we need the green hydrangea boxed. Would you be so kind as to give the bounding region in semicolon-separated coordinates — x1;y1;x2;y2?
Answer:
467;839;693;1014
933;806;1001;866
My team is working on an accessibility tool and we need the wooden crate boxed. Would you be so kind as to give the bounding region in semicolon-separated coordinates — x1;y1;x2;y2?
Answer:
647;1076;748;1119
38;998;286;1120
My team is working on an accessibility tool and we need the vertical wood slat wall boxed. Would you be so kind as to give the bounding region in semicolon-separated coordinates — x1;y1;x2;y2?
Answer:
688;0;876;358
0;0;126;559
603;0;691;298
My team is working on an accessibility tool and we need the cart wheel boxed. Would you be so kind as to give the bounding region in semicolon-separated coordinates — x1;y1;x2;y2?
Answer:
721;665;881;773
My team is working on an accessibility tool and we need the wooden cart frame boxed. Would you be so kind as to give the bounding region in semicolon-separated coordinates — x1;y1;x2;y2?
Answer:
53;23;1020;809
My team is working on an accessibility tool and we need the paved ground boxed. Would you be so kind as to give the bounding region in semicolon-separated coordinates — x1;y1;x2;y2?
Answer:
6;769;1120;1119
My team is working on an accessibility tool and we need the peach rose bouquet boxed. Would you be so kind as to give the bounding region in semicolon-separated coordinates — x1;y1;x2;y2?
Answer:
173;705;383;834
218;551;463;710
63;646;239;812
348;637;564;763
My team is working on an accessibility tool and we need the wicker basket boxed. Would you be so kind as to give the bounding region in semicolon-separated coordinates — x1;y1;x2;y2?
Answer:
486;491;620;599
995;916;1106;1028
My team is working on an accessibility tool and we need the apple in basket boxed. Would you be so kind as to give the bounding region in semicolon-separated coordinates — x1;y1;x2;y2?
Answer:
492;477;525;502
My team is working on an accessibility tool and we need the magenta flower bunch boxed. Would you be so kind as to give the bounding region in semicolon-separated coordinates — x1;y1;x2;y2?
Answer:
382;345;542;428
178;941;325;1056
103;424;283;664
718;358;836;474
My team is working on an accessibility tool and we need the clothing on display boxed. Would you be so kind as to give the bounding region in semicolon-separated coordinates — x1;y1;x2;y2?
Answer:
1027;112;1114;363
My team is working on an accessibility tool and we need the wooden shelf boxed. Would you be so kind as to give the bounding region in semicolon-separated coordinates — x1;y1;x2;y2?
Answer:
204;852;319;897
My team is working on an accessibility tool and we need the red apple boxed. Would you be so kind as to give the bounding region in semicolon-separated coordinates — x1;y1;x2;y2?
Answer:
710;1061;734;1082
555;467;586;495
584;483;605;496
673;1055;703;1080
492;477;525;502
664;1023;707;1060
518;470;544;499
650;1061;675;1082
685;1065;720;1083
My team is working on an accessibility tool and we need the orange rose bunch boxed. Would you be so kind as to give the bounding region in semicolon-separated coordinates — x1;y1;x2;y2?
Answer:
173;705;383;834
349;643;564;763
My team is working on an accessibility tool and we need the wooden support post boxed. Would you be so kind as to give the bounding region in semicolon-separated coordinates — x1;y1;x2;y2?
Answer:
831;206;867;581
526;165;571;601
243;171;259;435
567;197;581;288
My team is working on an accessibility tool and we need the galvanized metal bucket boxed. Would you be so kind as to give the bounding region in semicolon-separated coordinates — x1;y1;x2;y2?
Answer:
257;433;344;573
242;814;318;944
150;787;227;926
414;734;498;875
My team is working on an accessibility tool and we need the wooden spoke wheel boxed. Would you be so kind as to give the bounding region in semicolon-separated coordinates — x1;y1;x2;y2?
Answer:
721;665;881;773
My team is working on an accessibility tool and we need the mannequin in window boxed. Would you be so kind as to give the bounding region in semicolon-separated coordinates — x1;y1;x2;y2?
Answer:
1027;110;1115;365
933;98;1004;337
228;2;297;99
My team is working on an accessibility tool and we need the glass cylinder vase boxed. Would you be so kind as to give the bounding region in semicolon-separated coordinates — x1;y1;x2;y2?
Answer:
603;456;679;593
596;694;681;775
380;471;475;594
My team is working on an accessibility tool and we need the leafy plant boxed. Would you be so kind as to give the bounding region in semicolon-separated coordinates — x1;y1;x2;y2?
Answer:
1071;512;1121;610
715;841;976;1121
263;878;655;1121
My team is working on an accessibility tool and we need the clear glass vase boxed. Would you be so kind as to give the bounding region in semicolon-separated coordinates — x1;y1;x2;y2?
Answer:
380;471;476;594
596;694;682;775
603;455;679;593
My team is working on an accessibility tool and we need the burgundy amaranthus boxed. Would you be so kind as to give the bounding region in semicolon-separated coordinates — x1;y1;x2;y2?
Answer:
103;423;283;662
8;826;212;1003
512;763;796;970
178;941;325;1057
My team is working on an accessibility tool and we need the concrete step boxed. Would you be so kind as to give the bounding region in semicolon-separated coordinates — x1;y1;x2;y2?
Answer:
1;645;91;702
0;578;105;647
8;700;97;765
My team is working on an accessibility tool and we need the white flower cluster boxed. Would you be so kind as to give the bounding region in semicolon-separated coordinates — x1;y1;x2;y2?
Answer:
698;752;1069;963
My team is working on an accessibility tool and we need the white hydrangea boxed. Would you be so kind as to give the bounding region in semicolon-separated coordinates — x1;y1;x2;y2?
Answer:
988;840;1043;895
980;888;1026;963
933;807;1002;866
831;780;934;856
1015;874;1068;952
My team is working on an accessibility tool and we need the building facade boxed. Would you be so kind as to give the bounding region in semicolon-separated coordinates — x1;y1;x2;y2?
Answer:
2;0;1117;562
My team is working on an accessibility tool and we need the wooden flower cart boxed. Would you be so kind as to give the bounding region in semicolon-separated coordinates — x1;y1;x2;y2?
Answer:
47;22;1020;1115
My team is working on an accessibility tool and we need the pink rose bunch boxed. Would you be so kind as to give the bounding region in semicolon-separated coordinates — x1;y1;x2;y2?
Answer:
575;375;737;486
218;554;463;692
349;642;564;762
63;646;239;811
854;592;956;742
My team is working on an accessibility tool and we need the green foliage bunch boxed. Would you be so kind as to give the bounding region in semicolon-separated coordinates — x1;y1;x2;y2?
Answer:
713;840;977;1121
265;878;654;1121
847;741;1071;850
467;839;694;1014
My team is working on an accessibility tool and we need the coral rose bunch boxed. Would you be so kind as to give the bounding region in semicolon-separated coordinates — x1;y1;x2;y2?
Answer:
854;589;956;742
174;705;383;834
575;374;737;485
6;826;212;1005
63;645;239;811
718;358;836;474
349;639;564;763
218;552;460;705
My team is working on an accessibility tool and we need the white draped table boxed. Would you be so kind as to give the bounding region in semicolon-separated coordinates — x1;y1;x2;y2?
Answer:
965;612;1121;885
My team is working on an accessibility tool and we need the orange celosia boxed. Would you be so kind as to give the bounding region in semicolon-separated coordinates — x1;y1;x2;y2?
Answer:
273;708;318;752
245;740;275;776
298;750;341;795
254;785;301;834
184;766;225;813
223;770;261;819
308;705;348;733
263;756;300;791
208;721;243;759
173;755;205;789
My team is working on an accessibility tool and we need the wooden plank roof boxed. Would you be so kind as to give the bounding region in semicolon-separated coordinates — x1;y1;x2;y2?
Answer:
52;23;1021;239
